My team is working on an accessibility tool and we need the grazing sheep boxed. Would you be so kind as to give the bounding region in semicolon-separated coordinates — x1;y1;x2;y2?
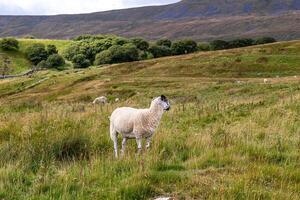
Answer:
93;96;108;104
263;79;270;84
109;95;171;158
115;98;120;102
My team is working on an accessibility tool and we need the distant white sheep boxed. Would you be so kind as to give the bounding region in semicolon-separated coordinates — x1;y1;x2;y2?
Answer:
109;95;171;158
115;98;120;102
93;96;108;104
263;79;270;84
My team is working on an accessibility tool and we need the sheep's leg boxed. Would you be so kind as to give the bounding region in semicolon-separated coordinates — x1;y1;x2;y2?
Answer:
136;137;142;154
120;138;127;157
110;124;118;158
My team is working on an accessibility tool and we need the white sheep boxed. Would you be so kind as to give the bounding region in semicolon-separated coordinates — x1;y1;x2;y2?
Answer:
115;98;120;102
263;79;270;84
93;96;108;104
109;95;171;158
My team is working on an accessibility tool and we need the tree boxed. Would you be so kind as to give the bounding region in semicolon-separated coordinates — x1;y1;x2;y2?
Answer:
171;39;198;55
228;38;254;48
25;43;48;65
149;45;172;58
72;54;91;68
0;54;12;76
94;50;113;65
255;37;277;45
46;44;58;55
122;43;139;61
0;38;19;51
156;39;172;48
46;54;65;68
94;44;139;65
131;38;149;51
210;40;230;50
197;43;210;51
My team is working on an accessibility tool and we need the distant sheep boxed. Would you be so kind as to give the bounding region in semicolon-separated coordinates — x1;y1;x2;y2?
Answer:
115;98;120;102
263;79;270;84
109;95;171;158
93;96;108;104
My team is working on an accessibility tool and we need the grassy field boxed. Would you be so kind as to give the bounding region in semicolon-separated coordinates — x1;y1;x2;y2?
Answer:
0;39;71;74
1;40;300;199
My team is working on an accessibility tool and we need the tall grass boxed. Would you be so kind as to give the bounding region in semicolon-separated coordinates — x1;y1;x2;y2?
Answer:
1;40;300;199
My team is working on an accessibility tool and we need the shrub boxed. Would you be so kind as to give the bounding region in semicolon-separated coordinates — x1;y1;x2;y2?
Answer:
210;40;230;50
255;37;277;45
0;38;19;51
72;54;91;68
138;51;153;60
228;38;254;48
122;43;139;61
131;38;149;51
64;35;132;67
148;45;172;58
156;39;172;48
94;50;113;65
46;54;65;68
171;39;198;55
46;44;58;55
25;43;48;65
36;60;49;69
95;44;139;65
197;42;210;51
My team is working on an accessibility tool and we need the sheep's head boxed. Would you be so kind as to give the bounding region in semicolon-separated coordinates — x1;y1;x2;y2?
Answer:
152;95;170;111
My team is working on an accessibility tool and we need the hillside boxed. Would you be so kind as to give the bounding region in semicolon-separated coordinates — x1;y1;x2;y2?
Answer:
1;41;300;199
1;0;300;40
0;39;71;74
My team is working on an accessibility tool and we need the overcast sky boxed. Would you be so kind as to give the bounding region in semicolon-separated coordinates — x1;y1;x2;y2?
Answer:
0;0;180;15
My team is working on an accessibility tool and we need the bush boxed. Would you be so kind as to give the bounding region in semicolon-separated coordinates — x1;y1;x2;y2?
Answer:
0;38;19;51
46;44;58;55
171;39;198;55
255;37;277;45
94;50;113;65
122;43;139;61
72;54;91;68
95;44;139;65
36;60;49;69
46;54;65;68
64;35;132;67
197;43;211;51
131;38;149;51
25;43;48;65
149;45;172;58
210;40;230;50
228;38;254;48
156;39;172;48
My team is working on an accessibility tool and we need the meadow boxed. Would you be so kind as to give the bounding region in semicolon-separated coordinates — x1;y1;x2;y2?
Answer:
1;40;300;199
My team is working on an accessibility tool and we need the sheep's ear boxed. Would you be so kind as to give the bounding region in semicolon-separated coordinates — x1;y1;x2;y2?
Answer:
161;95;166;101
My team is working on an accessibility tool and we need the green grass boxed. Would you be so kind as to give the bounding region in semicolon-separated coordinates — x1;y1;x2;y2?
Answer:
1;40;300;199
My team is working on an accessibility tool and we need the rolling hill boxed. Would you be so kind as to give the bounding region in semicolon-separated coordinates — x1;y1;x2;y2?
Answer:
1;40;300;199
1;0;300;41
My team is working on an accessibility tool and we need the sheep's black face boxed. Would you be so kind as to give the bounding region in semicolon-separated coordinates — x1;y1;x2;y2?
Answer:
160;95;170;111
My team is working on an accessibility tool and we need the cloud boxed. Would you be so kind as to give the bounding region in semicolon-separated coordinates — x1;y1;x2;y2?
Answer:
0;0;179;15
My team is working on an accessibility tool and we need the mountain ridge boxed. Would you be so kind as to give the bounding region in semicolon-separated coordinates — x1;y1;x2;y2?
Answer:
1;0;300;41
